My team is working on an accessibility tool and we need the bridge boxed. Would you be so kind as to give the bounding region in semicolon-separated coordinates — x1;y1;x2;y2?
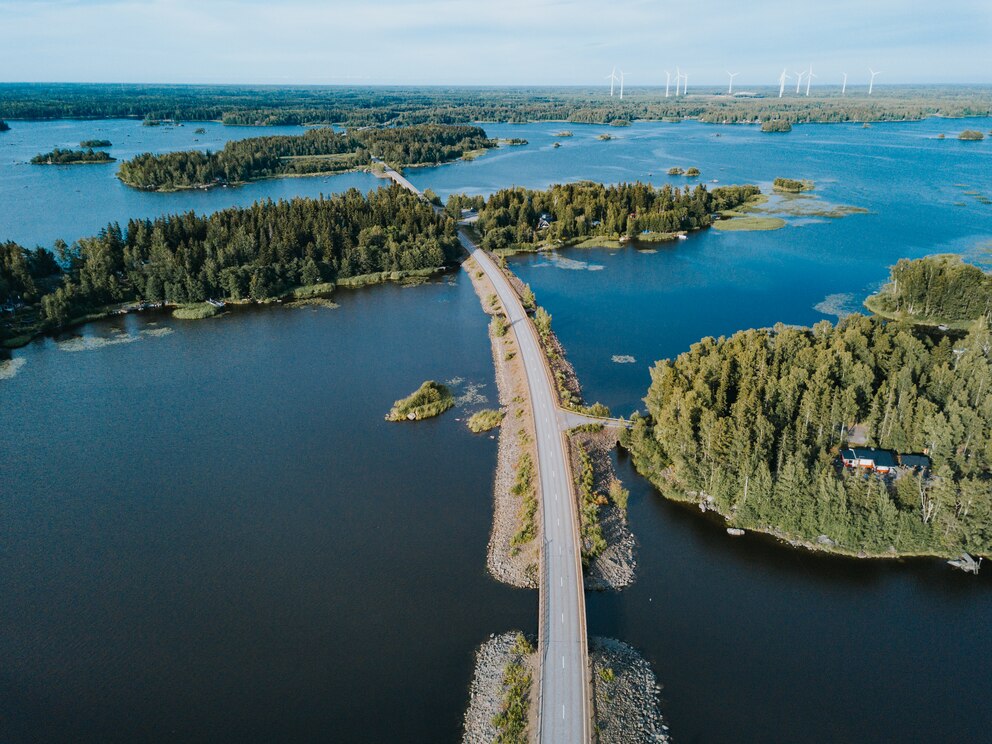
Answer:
379;161;592;742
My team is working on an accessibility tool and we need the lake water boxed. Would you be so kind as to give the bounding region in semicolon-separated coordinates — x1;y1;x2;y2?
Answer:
3;116;992;742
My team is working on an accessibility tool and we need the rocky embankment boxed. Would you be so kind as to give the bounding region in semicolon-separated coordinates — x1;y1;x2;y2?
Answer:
462;631;537;744
591;637;671;743
570;427;637;590
464;256;540;588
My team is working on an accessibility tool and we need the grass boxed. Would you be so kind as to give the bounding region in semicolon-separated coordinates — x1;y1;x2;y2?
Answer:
608;478;630;513
712;216;787;232
492;634;534;744
575;443;607;566
467;408;505;433
510;453;538;547
172;303;219;319
863;293;975;331
287;282;336;299
385;380;454;421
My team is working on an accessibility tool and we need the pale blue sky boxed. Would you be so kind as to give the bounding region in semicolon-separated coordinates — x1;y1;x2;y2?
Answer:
1;0;990;86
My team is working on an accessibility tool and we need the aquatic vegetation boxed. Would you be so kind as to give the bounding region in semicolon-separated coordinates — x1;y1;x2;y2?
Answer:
611;355;636;364
0;356;26;380
467;408;505;433
712;216;786;231
813;292;857;318
172;303;219;319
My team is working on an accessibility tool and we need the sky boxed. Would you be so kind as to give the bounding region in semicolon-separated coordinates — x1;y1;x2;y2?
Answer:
0;0;990;86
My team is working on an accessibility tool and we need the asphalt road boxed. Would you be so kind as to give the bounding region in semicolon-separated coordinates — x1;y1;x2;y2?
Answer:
458;230;590;744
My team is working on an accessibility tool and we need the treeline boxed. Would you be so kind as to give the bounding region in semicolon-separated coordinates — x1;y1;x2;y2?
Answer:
2;187;459;332
867;255;992;326
30;148;115;165
79;139;112;148
117;124;492;191
2;83;990;127
0;242;61;305
474;182;760;249
624;314;992;556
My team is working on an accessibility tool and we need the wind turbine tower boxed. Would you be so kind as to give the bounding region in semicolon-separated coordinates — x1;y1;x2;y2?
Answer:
619;70;625;100
868;68;881;95
606;66;619;96
675;66;682;95
665;70;671;98
805;65;816;96
842;72;848;95
778;68;791;98
727;71;739;95
794;69;805;94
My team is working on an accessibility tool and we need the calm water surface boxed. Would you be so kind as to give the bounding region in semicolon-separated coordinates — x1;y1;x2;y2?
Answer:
3;116;992;742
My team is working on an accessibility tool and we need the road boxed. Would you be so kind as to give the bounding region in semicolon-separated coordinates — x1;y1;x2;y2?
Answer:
374;162;591;742
458;230;591;744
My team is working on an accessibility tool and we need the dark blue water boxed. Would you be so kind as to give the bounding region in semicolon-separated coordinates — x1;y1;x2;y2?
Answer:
0;119;378;247
3;116;992;743
0;280;535;743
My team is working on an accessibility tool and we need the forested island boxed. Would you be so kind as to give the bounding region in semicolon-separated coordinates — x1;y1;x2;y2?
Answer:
866;255;992;328
472;181;760;249
117;124;493;191
80;139;112;148
0;186;460;343
624;258;992;558
1;83;990;128
30;148;115;165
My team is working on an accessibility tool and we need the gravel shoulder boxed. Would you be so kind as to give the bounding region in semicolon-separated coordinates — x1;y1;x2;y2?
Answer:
464;256;541;588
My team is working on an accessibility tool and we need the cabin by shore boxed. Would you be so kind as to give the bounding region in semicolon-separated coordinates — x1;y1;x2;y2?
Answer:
841;447;931;474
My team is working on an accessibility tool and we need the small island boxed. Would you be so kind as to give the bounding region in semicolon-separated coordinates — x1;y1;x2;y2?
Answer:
385;381;455;421
761;119;792;133
80;139;112;148
865;254;992;329
685;167;700;177
667;167;684;175
773;177;814;193
958;130;985;141
0;120;10;132
624;257;992;560
555;130;573;137
118;124;495;191
597;133;613;141
30;148;115;165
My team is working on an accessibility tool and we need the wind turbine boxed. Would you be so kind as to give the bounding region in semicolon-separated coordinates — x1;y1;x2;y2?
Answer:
606;66;619;96
794;69;805;94
675;66;682;95
805;65;817;96
665;70;671;98
842;72;848;95
868;68;881;95
619;70;625;100
681;71;688;95
778;68;791;98
726;71;739;95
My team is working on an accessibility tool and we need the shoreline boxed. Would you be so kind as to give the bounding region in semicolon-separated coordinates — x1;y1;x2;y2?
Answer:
462;632;538;744
590;637;671;744
462;254;541;588
1;267;447;350
632;461;989;562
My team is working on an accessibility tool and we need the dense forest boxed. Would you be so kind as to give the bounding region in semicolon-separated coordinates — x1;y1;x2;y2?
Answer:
866;255;992;326
0;242;61;305
117;124;492;190
624;314;992;556
79;139;112;148
473;182;760;249
1;83;990;127
1;187;459;335
30;148;115;165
